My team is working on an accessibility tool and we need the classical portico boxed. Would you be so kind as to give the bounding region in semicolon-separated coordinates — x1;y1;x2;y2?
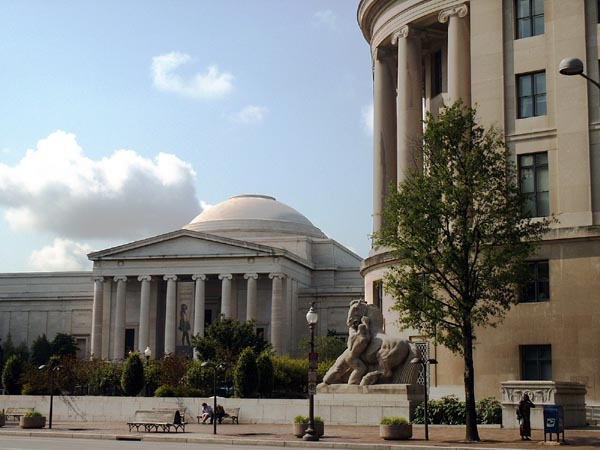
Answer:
87;195;364;360
368;2;471;237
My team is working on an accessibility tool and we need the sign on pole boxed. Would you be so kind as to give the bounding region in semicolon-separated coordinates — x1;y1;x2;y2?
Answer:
308;382;317;395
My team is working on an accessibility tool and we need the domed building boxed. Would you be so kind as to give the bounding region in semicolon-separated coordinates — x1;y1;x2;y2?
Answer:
0;195;363;360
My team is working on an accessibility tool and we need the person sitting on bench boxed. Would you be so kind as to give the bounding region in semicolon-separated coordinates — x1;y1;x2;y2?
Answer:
200;403;213;424
215;404;226;424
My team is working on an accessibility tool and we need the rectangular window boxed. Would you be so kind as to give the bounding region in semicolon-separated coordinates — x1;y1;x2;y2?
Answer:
517;72;546;118
521;344;552;380
520;260;550;302
519;152;549;217
373;280;383;310
432;50;443;97
516;0;544;39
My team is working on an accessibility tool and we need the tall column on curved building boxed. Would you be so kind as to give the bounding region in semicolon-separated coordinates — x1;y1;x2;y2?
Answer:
91;277;104;359
163;275;178;354
137;275;152;354
113;276;127;360
394;25;423;181
440;3;471;105
219;273;233;318
269;273;286;355
372;47;397;237
244;273;258;322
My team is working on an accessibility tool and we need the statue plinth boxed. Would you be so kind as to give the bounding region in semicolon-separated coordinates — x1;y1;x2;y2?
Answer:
314;383;425;424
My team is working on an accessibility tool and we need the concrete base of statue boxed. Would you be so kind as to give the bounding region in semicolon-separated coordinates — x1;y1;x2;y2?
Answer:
315;383;425;424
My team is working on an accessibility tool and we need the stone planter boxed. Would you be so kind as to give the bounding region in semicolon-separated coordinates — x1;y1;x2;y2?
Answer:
293;422;324;438
380;423;412;440
19;416;46;429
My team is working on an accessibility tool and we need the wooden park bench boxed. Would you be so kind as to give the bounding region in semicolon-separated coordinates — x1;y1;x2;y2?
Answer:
152;407;187;424
127;409;186;433
196;407;239;424
5;407;34;421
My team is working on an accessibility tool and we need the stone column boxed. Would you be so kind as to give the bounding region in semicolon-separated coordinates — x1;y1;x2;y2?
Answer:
137;275;152;354
192;274;206;338
101;278;112;359
112;276;127;360
372;47;398;236
244;273;258;322
91;277;104;359
439;3;471;105
393;25;423;181
219;273;233;318
269;273;286;355
163;275;178;354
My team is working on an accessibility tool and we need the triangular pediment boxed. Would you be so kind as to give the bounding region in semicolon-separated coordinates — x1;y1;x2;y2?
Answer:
88;230;280;260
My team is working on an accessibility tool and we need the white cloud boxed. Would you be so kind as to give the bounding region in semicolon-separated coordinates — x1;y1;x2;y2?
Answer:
313;10;337;30
229;105;268;124
362;103;373;135
28;238;93;272
152;52;234;99
0;130;202;239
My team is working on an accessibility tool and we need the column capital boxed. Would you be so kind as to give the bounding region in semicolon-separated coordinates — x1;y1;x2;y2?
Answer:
269;272;286;280
244;273;259;280
113;276;127;283
438;3;468;23
218;273;233;280
137;275;152;282
163;274;178;281
192;274;207;281
93;276;105;283
391;25;424;45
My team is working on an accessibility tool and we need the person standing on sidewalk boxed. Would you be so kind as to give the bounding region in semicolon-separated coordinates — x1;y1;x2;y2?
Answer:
517;393;535;440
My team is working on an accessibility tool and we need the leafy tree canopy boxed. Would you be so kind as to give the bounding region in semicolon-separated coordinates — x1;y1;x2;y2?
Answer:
192;318;270;367
374;102;552;441
51;333;78;357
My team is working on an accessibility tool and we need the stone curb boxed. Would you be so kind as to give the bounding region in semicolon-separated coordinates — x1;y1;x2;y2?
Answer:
0;429;542;450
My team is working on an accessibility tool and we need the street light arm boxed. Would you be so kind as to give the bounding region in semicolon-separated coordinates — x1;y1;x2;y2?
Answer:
580;73;600;91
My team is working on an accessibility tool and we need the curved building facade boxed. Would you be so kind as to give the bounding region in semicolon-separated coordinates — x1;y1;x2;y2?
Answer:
359;0;600;402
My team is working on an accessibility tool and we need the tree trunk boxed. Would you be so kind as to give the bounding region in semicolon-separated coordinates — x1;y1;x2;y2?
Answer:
463;320;480;441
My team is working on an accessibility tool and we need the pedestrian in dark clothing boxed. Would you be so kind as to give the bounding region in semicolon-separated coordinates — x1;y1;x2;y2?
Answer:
517;393;535;440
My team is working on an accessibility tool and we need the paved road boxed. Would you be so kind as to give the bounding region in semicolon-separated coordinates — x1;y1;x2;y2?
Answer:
0;436;290;450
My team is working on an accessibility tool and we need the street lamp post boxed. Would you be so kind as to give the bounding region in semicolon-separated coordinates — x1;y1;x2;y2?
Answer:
303;302;319;441
201;361;219;435
410;357;438;441
559;57;600;90
38;362;61;429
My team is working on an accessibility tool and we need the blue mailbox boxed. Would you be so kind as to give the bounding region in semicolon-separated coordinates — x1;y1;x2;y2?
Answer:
543;405;565;442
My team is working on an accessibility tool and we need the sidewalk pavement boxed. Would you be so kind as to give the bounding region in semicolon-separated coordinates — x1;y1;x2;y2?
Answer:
0;420;599;449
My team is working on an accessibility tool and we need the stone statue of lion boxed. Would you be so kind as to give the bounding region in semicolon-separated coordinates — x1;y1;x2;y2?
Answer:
321;299;421;386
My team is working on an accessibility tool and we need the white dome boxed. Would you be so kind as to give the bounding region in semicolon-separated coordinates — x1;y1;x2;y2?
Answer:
183;195;326;238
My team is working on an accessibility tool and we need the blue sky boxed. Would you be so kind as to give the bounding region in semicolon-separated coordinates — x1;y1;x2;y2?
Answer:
0;1;374;272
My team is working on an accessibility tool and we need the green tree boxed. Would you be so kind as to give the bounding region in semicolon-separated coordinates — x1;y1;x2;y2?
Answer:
375;103;551;441
298;335;346;361
233;347;258;397
256;352;274;398
192;318;270;367
51;333;78;357
30;334;52;366
2;354;24;394
121;352;145;396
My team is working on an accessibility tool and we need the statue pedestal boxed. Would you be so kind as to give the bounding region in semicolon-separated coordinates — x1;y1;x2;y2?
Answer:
314;384;424;425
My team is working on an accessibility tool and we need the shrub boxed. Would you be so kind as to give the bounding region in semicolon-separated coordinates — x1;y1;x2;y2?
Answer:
23;411;43;418
294;415;323;424
476;397;502;424
2;355;23;394
272;355;308;397
298;335;347;361
183;361;212;396
121;352;145;396
234;347;259;398
88;360;122;395
154;385;176;397
256;352;274;397
412;395;502;425
143;360;161;396
158;354;190;387
30;335;52;366
51;333;78;357
380;416;409;425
